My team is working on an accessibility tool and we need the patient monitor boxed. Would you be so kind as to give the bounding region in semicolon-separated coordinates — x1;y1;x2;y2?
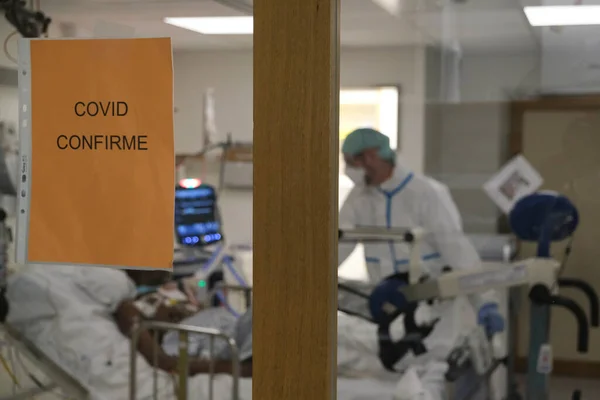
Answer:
174;178;223;248
173;178;250;313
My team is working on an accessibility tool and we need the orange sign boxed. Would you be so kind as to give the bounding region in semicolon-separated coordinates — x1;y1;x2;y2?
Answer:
18;38;174;269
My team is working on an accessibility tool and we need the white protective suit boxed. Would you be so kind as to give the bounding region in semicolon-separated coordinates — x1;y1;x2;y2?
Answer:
339;165;480;281
338;165;493;400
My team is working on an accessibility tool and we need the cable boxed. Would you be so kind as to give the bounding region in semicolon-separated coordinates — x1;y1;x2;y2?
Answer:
0;350;20;387
11;350;38;399
549;234;575;292
2;29;17;64
8;345;17;394
558;235;575;277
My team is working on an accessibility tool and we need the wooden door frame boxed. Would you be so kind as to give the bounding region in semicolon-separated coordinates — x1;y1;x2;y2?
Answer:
253;0;340;399
509;94;600;379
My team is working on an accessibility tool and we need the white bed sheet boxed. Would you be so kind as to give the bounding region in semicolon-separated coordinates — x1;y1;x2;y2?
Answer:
338;378;398;399
186;376;398;400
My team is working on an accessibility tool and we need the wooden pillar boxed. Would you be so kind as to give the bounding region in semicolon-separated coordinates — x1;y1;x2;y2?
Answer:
253;0;340;399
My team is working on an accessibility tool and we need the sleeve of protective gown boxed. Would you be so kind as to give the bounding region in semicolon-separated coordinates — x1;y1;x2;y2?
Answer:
338;189;358;267
421;185;497;307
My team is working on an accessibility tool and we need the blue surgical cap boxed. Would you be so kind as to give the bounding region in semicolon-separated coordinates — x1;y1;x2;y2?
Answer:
342;128;395;161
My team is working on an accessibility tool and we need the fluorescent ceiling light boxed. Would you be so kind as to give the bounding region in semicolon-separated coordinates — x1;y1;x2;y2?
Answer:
372;0;403;16
164;16;253;35
524;5;600;27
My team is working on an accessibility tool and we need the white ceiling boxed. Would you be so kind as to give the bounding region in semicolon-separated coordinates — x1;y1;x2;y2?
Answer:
39;0;539;52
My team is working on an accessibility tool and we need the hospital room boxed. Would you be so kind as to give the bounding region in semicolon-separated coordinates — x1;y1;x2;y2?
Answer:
1;0;600;399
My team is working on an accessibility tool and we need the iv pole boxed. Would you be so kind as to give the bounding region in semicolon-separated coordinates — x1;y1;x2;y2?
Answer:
176;89;233;192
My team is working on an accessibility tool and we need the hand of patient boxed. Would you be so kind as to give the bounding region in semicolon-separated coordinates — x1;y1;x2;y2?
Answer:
153;303;190;323
187;359;253;378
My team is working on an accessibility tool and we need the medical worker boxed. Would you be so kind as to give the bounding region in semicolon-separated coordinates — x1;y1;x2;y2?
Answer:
339;128;503;400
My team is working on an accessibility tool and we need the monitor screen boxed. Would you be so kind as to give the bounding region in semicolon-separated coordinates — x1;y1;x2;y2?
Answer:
174;184;223;247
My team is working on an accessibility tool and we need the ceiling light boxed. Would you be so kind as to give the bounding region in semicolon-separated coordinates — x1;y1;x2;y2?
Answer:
164;17;253;35
524;5;600;27
371;0;403;16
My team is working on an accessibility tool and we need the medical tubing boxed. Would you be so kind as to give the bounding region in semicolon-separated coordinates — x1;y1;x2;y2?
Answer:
338;282;370;299
557;278;600;327
223;256;252;307
0;352;19;386
549;295;589;353
338;306;374;322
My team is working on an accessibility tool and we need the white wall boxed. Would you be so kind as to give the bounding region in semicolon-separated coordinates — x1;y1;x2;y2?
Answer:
173;46;428;171
460;51;540;101
426;51;540;232
174;50;253;152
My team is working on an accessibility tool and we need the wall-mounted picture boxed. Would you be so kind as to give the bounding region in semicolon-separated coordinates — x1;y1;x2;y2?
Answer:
483;155;543;214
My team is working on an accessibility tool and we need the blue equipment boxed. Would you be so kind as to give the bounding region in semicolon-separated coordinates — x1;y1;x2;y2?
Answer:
338;272;437;372
510;192;597;400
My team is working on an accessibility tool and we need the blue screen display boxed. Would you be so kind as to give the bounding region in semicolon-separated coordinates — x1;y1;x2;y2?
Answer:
175;184;222;246
175;187;215;199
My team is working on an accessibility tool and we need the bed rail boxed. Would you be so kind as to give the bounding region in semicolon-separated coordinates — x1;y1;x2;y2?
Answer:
0;323;90;400
209;283;252;311
129;319;240;400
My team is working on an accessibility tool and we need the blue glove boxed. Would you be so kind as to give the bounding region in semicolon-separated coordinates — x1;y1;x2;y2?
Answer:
369;278;408;325
477;303;505;337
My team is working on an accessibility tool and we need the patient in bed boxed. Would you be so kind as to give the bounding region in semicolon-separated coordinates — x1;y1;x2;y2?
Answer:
5;265;252;400
6;264;482;400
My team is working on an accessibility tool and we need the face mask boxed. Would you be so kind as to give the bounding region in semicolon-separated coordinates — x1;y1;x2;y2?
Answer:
345;166;365;185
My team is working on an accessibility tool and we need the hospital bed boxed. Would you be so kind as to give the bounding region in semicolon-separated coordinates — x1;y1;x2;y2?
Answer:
165;229;517;400
133;233;516;400
129;319;241;400
1;279;398;400
0;178;250;400
0;281;249;400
